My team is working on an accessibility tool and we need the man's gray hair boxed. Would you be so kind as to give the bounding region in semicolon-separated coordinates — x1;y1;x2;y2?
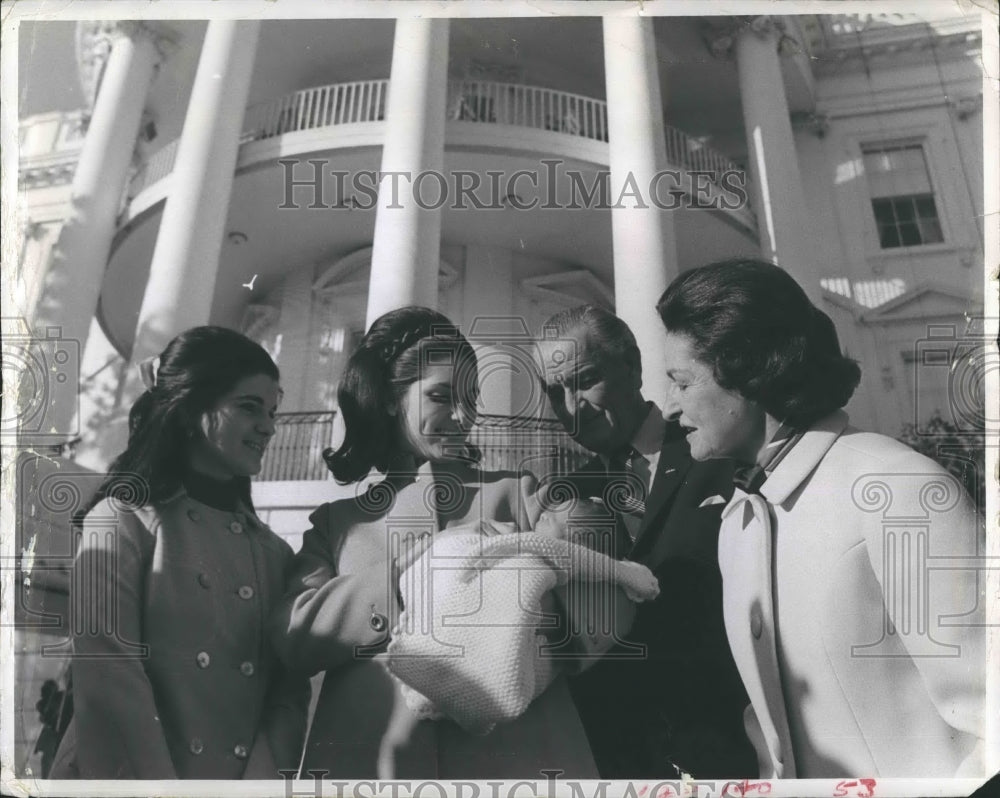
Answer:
539;305;642;373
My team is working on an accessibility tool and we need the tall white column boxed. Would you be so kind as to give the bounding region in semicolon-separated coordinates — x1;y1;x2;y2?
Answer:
29;23;160;440
365;19;450;328
130;20;261;364
734;16;823;305
602;16;678;407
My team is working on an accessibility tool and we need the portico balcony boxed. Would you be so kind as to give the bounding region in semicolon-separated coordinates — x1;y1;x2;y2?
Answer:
126;77;753;221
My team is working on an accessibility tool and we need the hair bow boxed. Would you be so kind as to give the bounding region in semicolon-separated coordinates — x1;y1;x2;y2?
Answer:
137;356;160;390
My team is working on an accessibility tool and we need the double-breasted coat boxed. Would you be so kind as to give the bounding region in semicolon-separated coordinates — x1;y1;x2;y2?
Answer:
51;486;310;779
269;459;600;779
718;410;984;778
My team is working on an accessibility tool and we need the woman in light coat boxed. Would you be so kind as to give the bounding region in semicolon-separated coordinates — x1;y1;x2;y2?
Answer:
269;306;600;779
656;259;985;779
51;327;310;779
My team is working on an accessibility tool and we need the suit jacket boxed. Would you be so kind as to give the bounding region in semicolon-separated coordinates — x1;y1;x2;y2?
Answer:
719;411;984;778
557;420;758;778
50;491;310;779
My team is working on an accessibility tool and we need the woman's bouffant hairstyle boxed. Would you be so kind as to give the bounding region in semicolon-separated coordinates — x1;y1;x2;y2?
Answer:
79;326;280;521
324;306;480;483
656;258;861;428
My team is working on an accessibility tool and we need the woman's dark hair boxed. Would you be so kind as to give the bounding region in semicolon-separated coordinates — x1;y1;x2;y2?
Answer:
325;306;480;483
78;326;280;521
656;258;861;428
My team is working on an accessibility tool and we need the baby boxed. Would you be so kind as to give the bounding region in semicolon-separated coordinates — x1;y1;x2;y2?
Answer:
532;496;617;547
386;496;659;733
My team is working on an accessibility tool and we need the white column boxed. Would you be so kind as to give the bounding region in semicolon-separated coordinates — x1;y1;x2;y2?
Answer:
365;19;450;328
29;23;159;439
130;20;260;364
735;16;823;305
603;16;677;407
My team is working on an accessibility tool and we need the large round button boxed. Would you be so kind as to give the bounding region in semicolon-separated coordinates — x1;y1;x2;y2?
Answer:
189;738;204;755
750;610;763;640
187;508;201;522
229;521;244;535
198;573;211;589
369;611;388;633
196;651;211;668
233;744;249;760
237;585;254;600
239;661;255;677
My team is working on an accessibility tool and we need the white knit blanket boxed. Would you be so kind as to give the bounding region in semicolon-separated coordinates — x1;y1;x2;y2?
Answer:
384;528;660;734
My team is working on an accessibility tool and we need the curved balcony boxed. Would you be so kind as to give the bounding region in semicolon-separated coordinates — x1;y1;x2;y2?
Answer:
126;78;752;223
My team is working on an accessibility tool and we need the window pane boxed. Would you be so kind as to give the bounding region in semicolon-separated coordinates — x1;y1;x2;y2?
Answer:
915;195;937;217
899;222;921;246
879;224;901;248
863;143;932;197
894;198;916;222
872;199;896;224
872;199;895;224
918;216;944;243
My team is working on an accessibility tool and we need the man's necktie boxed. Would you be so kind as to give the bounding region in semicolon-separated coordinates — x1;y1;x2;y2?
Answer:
606;447;645;544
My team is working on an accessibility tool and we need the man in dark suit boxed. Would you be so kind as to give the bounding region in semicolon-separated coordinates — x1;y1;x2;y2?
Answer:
536;305;757;779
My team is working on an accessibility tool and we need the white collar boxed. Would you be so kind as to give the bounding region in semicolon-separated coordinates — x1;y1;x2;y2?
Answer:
600;401;664;467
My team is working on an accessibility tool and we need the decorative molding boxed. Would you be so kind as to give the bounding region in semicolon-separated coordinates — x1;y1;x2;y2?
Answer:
18;161;78;189
858;281;980;325
948;95;982;121
704;16;791;60
806;15;982;75
521;269;614;310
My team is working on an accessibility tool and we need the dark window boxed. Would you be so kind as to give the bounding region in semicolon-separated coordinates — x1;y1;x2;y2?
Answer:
863;144;944;249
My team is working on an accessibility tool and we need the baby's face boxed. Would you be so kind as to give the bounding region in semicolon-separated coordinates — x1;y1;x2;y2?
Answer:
535;498;614;541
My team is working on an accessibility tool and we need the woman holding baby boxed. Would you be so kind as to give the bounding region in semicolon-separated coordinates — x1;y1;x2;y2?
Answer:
269;307;613;778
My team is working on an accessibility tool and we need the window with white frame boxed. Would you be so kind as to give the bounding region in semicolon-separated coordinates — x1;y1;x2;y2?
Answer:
862;142;944;249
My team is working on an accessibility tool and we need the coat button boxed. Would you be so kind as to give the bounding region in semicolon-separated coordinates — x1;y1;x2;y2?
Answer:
237;585;254;600
229;521;244;534
187;508;201;522
196;651;211;668
369;611;388;633
750;610;763;640
198;573;211;589
233;744;249;760
240;661;255;677
189;738;204;755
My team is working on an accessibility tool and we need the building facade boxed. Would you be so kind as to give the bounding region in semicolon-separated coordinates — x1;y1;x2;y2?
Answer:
15;12;987;538
8;9;991;778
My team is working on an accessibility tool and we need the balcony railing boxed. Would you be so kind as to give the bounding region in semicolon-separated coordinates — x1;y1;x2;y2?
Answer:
469;413;592;477
255;411;337;482
254;410;591;483
127;78;747;202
